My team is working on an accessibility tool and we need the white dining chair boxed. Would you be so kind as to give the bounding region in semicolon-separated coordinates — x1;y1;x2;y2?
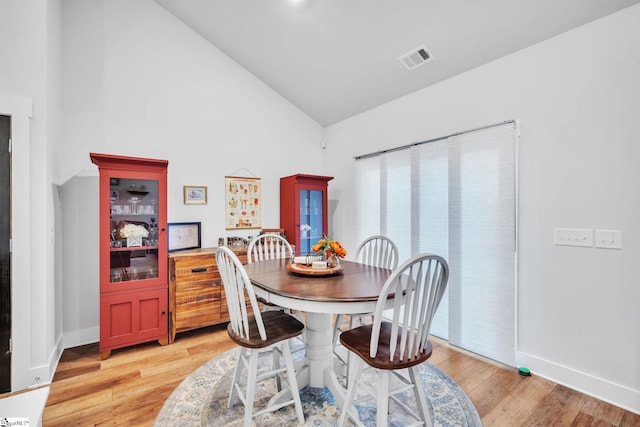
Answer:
338;253;449;427
247;233;294;264
247;233;305;346
333;235;399;379
216;246;305;427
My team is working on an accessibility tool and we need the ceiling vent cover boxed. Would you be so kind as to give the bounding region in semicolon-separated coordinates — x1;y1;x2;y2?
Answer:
399;45;433;70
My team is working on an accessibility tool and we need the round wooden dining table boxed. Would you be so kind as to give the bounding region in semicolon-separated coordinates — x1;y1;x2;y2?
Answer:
243;258;393;404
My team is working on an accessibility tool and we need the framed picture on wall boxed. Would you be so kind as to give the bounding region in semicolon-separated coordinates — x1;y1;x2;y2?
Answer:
184;185;207;205
225;176;261;230
167;222;202;252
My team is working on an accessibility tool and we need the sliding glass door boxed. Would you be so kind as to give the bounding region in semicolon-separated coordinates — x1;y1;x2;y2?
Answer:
354;121;517;365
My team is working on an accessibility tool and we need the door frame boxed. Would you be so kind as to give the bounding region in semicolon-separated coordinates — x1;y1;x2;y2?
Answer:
0;114;10;393
0;94;32;392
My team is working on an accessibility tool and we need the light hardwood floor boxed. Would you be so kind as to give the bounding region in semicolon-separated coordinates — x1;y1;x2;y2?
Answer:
38;324;639;426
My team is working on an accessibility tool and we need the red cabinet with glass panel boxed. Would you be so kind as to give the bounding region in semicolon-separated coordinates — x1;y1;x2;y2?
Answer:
280;174;333;255
90;153;169;360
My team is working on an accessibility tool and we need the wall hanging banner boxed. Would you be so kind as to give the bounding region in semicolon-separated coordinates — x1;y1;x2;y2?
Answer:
225;176;261;230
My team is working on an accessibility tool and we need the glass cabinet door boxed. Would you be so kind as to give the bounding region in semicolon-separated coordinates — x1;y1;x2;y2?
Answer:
298;189;324;254
109;177;159;283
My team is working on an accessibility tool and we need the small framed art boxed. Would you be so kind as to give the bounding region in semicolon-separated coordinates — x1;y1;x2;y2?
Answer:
184;185;207;205
167;222;202;252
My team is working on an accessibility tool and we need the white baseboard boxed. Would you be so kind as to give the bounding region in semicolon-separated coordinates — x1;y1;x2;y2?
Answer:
517;351;640;415
15;329;97;392
24;334;64;390
63;326;99;349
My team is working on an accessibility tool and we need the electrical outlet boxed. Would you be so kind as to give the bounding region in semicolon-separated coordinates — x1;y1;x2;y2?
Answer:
554;228;593;247
595;229;622;249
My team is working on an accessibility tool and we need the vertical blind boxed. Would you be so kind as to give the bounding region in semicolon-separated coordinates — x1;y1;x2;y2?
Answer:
354;121;517;366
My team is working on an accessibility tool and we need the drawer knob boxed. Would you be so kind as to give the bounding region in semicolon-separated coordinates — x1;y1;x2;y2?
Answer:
191;267;207;273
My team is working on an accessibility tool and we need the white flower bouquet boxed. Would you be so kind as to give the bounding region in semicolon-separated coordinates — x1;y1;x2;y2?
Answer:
119;224;149;247
120;224;149;238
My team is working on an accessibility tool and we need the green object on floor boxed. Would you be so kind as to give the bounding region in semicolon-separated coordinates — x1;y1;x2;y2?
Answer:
518;367;531;376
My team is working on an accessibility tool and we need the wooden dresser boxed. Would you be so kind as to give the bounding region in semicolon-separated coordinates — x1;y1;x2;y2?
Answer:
168;246;247;343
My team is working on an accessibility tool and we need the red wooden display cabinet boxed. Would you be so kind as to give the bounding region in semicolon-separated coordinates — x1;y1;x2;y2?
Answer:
90;153;169;360
280;174;333;255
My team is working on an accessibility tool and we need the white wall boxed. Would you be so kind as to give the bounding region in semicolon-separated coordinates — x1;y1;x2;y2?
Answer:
59;177;100;347
59;0;324;348
2;0;638;413
0;0;62;391
323;5;640;413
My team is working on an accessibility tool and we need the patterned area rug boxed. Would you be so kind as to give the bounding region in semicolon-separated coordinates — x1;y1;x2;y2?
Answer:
155;347;482;426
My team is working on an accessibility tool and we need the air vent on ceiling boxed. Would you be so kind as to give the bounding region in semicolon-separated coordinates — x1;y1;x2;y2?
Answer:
399;45;433;71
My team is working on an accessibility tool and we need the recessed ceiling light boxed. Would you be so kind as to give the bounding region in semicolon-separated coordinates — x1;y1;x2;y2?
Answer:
287;0;313;9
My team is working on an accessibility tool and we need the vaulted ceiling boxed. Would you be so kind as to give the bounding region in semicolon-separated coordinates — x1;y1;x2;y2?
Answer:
155;0;640;126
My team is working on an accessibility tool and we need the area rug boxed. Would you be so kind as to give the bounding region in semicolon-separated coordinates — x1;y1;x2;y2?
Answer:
155;347;482;426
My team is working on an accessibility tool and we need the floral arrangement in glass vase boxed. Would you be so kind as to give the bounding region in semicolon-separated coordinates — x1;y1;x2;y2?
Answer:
312;236;347;268
119;223;149;247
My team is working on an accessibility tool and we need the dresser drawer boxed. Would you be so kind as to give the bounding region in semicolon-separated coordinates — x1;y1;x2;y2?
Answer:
173;254;214;265
175;282;219;300
175;287;222;330
174;269;219;288
168;247;248;343
175;286;220;304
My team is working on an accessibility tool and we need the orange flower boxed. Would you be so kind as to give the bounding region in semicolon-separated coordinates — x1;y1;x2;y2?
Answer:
330;240;347;258
311;238;326;253
312;236;347;258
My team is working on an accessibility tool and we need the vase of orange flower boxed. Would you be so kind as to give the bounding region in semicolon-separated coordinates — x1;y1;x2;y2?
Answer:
311;236;347;268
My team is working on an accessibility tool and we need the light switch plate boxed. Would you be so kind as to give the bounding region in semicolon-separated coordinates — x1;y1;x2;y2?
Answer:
554;228;593;247
595;229;622;249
